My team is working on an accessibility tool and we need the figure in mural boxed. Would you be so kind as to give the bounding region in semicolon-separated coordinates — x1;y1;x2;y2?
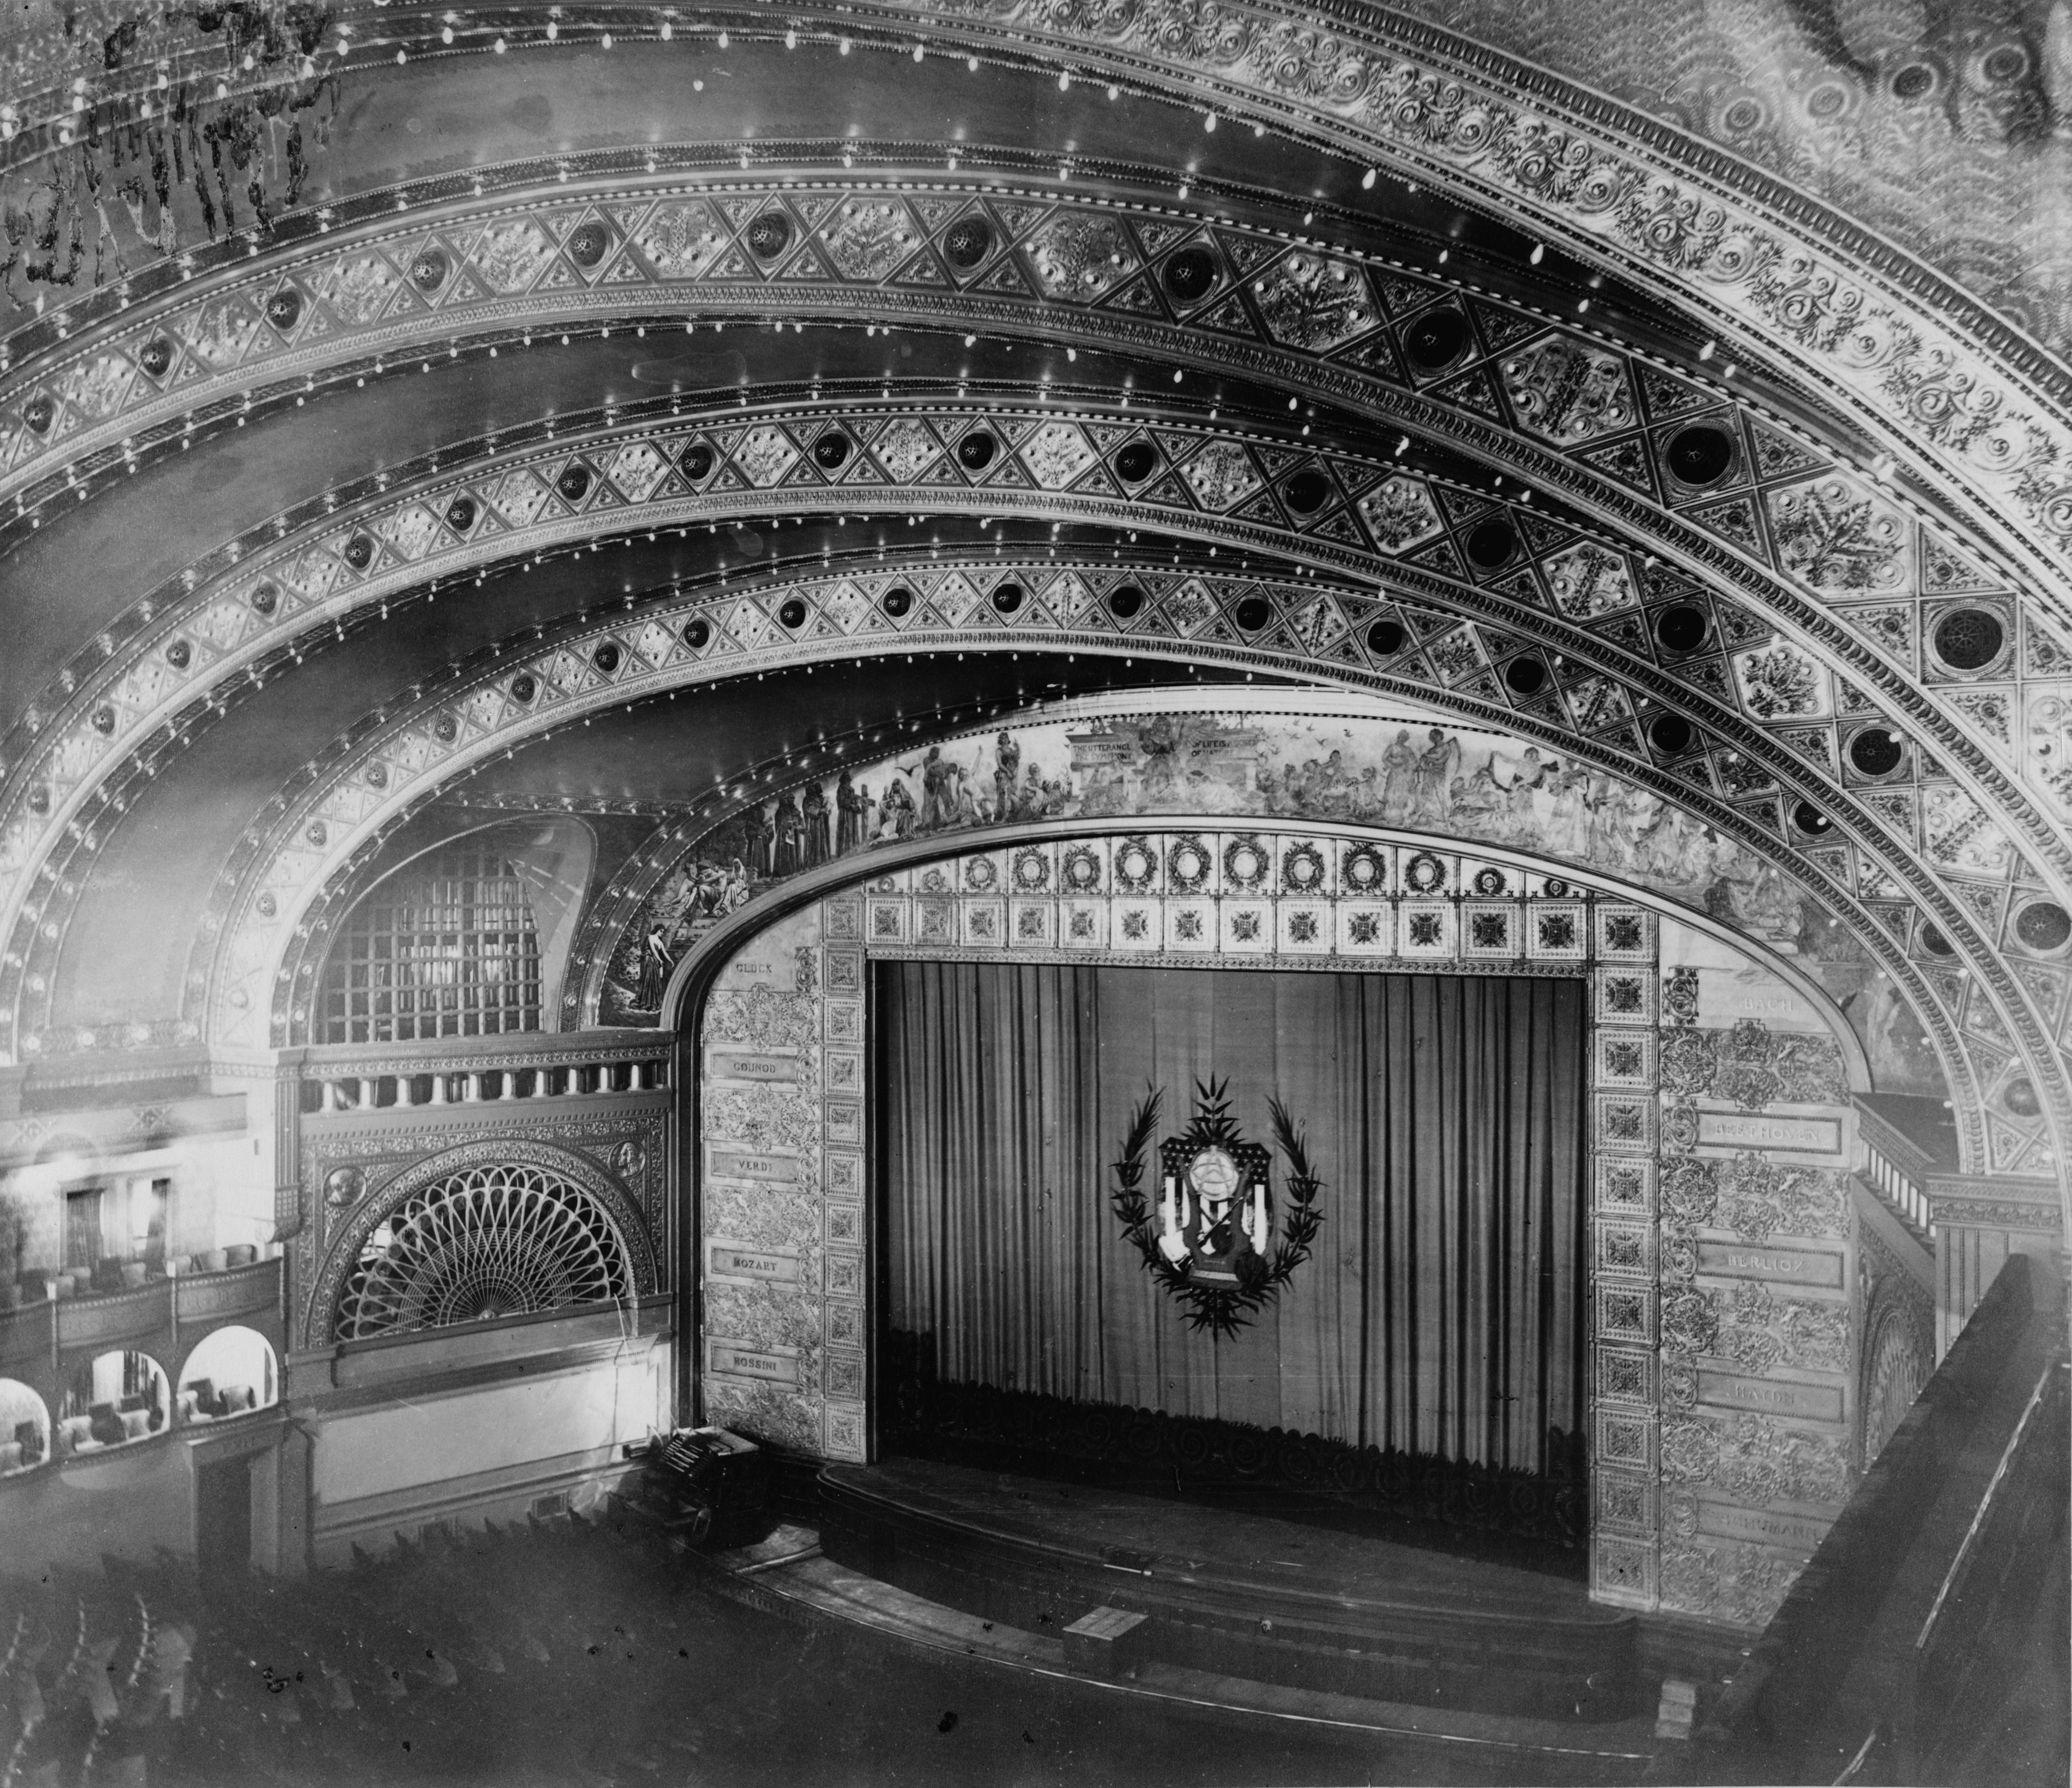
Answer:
741;802;773;879
1412;729;1461;826
770;791;804;878
638;922;672;1012
879;778;917;840
835;771;867;856
1379;728;1418;823
994;730;1021;819
802;779;831;869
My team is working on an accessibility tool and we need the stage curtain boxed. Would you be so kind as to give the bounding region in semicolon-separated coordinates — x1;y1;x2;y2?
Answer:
878;962;1586;1474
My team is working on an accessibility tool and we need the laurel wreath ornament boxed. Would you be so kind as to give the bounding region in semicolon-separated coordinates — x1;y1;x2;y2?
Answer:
1110;1078;1324;1338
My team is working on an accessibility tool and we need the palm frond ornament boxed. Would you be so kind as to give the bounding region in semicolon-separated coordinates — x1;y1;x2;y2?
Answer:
1109;1077;1324;1337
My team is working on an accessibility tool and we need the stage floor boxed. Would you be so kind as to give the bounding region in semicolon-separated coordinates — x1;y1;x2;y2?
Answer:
817;1457;1639;1724
833;1456;1604;1623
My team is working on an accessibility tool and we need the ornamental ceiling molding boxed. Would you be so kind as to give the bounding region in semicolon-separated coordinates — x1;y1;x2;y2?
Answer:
3;387;2065;957
4;184;2068;891
799;0;2072;591
11;0;2052;602
2;167;2066;819
2;409;2065;1122
6;2;2070;606
162;560;2048;1177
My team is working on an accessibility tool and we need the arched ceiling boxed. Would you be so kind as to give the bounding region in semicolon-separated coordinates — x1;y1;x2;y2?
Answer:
1;1;2068;1206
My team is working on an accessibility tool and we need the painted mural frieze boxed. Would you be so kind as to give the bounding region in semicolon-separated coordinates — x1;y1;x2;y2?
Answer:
595;700;1946;1101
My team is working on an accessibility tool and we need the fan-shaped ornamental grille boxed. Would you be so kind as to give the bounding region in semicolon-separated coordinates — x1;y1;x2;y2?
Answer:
334;1164;630;1342
319;836;540;1044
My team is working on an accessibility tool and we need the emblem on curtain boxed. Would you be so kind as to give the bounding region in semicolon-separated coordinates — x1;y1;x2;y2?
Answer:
1109;1078;1323;1337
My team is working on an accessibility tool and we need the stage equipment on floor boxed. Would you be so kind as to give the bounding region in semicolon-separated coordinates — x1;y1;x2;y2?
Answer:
1111;1078;1324;1336
620;1426;773;1551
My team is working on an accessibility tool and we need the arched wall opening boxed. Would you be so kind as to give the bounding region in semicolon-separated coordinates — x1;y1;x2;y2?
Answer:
177;1326;279;1427
672;797;1875;1630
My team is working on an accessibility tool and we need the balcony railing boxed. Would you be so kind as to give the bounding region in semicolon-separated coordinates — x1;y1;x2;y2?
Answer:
300;1036;672;1118
1863;1138;1932;1240
0;1256;283;1378
1854;1099;1938;1243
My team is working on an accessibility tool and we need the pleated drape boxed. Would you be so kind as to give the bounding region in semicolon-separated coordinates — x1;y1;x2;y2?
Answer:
877;961;1586;1473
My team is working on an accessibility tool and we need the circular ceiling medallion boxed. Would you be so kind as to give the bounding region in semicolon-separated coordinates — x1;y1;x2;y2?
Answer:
250;581;280;615
882;587;913;618
957;431;998;471
510;674;537;703
1465;519;1518;570
566;221;610;268
683;618;711;649
1918;921;1953;957
964;856;999;891
1792;800;1833;837
1109;585;1144;619
1848;726;1905;777
445;495;477;532
593;641;621;673
2014;900;2072;953
1016;847;1055;890
746;210;793;259
1648;713;1694;756
777;599;807;630
1367;619;1407;656
681;443;714;481
139;337;174;378
1233;596;1272;632
1931;606;2005;672
1161;245;1218;304
944;216;993;269
1472;867;1508;896
1654;604;1710;653
1503;656;1546;695
2003;1077;2041;1118
264;288;302;331
1664;424;1736;487
410;247;450;290
1402;307;1471;372
1282;468;1331;514
813;432;852;470
991;581;1023;614
1113;441;1159;484
557;464;591;502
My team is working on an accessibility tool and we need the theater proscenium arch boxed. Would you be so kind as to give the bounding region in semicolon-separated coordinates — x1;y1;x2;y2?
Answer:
681;794;1869;1628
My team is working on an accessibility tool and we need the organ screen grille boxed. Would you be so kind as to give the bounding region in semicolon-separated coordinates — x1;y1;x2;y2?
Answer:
334;1163;630;1342
319;836;541;1043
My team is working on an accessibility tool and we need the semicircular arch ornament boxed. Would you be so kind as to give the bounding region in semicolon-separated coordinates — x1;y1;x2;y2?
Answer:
332;1158;633;1343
